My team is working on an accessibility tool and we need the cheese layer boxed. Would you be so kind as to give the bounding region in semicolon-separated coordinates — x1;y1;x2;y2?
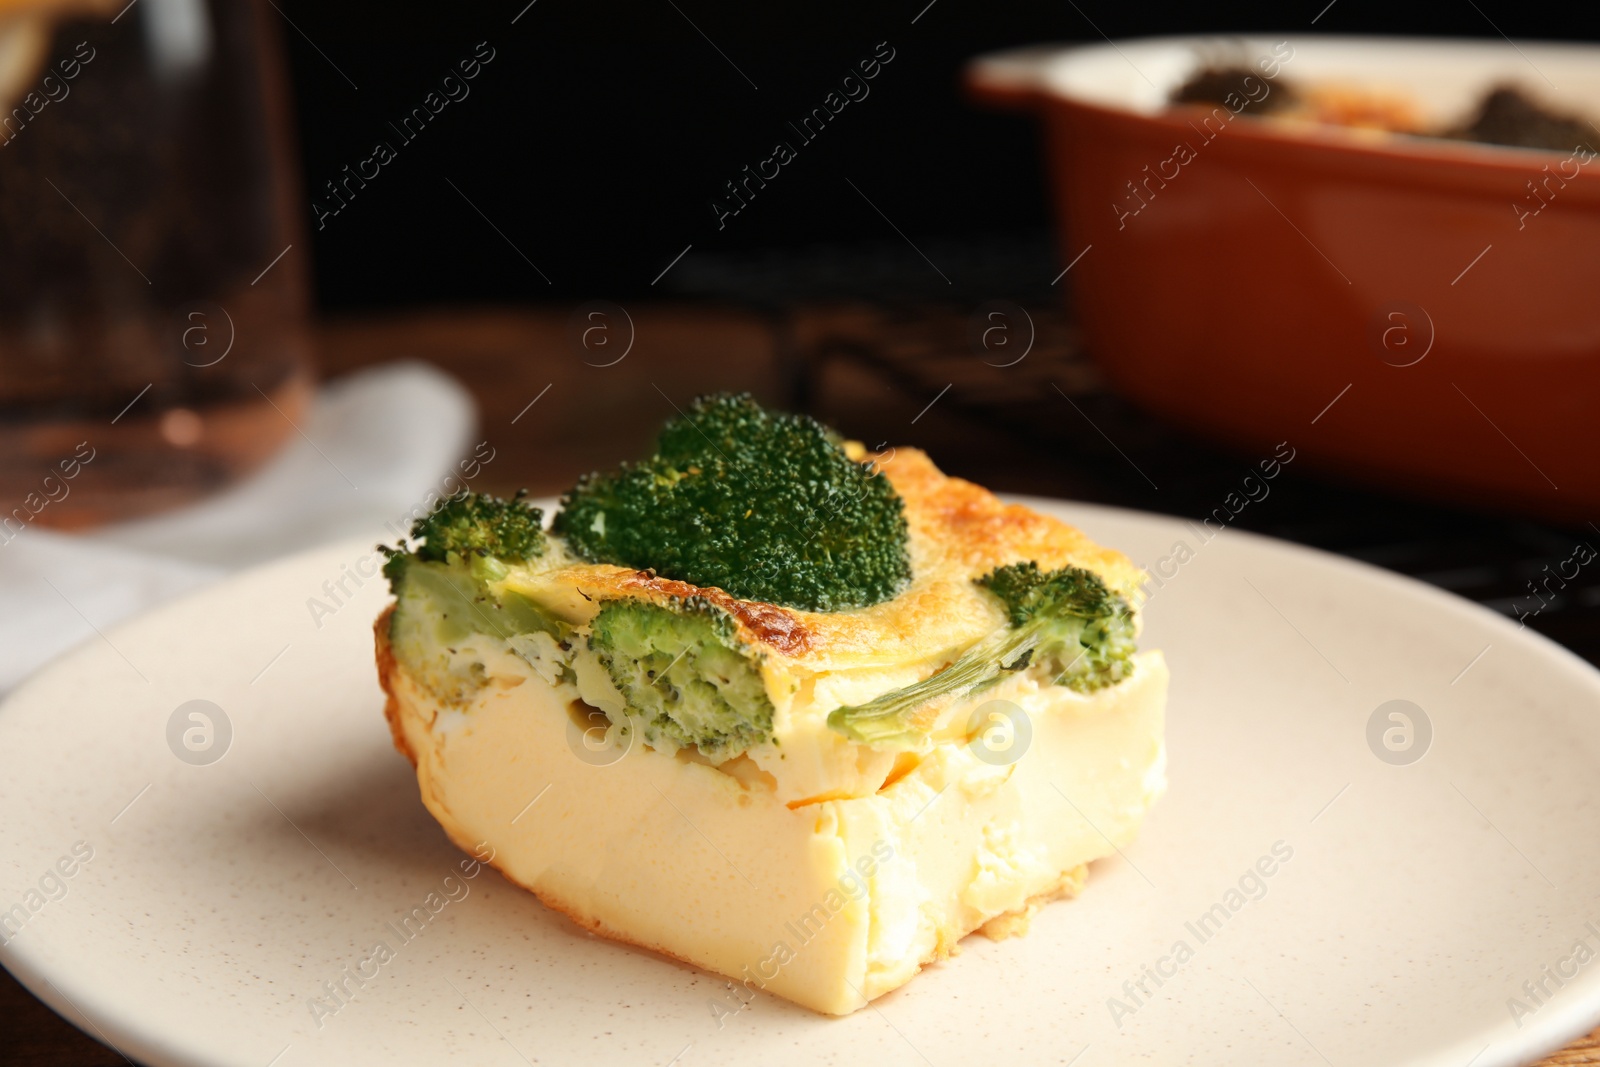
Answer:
380;622;1168;1015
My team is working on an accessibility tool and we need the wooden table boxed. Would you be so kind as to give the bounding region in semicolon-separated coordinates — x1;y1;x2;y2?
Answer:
4;306;1597;1065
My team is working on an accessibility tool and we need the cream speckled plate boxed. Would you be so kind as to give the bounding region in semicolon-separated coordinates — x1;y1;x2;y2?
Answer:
3;500;1600;1067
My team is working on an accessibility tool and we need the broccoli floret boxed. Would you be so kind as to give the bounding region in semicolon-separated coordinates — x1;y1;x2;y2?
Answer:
827;562;1137;748
412;489;546;567
552;393;910;612
381;490;546;595
588;597;773;760
380;544;410;589
381;491;566;703
978;562;1137;691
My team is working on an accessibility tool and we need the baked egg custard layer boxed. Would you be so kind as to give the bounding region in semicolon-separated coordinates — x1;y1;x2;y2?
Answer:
374;396;1168;1014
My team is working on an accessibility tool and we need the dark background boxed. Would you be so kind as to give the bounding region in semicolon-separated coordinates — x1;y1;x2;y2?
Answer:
278;0;1600;312
272;0;1600;667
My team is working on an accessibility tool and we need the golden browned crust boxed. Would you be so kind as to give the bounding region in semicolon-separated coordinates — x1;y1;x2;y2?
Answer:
513;446;1141;672
374;606;418;770
884;448;1139;584
610;572;813;656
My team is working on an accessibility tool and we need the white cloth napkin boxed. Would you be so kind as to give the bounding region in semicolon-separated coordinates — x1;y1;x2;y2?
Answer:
0;361;476;694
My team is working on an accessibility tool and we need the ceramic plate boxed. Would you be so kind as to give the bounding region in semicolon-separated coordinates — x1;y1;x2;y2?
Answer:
4;500;1600;1067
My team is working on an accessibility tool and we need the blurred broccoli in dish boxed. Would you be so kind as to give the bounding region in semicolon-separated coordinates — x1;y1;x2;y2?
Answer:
552;393;910;612
588;597;773;759
828;562;1136;748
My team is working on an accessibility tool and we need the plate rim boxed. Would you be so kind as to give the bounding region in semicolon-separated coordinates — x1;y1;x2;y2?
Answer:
3;496;1600;1067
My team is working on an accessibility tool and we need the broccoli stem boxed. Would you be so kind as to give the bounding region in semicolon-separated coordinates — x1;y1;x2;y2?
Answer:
826;618;1096;749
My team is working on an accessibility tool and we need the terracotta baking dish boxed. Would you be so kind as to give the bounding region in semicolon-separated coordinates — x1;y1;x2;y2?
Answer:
968;36;1600;522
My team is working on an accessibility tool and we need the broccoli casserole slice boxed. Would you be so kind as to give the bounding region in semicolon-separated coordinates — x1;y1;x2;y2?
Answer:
375;395;1168;1015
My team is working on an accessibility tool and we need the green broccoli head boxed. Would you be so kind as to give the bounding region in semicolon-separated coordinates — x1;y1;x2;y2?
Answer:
380;490;546;595
976;562;1136;693
411;489;546;566
588;596;774;760
552;393;910;612
380;490;566;703
828;562;1137;748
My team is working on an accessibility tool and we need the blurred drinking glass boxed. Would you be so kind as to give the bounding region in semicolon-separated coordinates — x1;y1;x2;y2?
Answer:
0;0;312;530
